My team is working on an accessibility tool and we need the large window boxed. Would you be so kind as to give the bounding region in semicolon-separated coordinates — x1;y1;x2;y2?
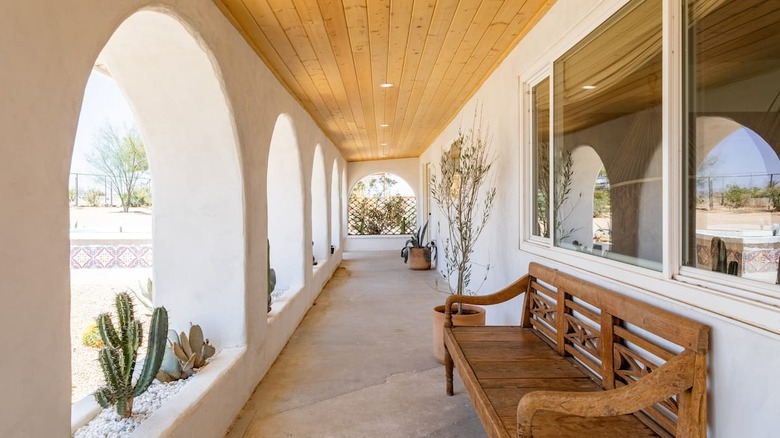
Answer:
683;0;780;285
551;0;662;270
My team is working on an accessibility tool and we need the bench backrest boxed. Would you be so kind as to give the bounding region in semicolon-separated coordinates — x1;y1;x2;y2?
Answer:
521;263;709;436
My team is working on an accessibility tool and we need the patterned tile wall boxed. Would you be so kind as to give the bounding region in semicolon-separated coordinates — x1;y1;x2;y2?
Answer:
71;244;153;269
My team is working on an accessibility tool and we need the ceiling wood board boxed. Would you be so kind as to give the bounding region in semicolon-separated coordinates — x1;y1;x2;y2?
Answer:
215;0;556;161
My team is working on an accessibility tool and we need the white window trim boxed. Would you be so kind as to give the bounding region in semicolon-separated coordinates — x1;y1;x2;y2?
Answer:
522;70;552;246
518;0;780;336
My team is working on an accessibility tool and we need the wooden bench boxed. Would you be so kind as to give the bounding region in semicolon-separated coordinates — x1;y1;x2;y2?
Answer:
443;262;708;437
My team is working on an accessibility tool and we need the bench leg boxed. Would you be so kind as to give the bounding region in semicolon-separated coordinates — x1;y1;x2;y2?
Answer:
445;342;454;396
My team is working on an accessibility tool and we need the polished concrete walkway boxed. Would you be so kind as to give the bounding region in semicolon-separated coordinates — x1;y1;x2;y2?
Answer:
226;251;486;438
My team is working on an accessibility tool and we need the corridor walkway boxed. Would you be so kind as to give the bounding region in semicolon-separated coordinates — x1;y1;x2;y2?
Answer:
226;251;486;437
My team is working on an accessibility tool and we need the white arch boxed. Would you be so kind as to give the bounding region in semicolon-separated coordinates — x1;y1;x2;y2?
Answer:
96;10;245;348
348;172;417;198
331;160;341;249
311;145;329;261
268;114;305;292
562;145;604;248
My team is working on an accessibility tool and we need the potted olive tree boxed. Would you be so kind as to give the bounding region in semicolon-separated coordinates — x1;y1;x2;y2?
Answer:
401;221;436;270
430;113;496;363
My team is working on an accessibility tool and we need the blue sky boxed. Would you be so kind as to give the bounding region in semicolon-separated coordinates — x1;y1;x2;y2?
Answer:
70;71;138;174
701;127;780;191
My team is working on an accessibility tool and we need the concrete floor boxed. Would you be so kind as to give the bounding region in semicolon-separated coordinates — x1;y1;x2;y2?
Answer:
226;251;487;438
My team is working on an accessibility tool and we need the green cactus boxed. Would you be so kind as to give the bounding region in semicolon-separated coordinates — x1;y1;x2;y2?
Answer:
156;324;216;382
268;239;276;312
94;292;168;418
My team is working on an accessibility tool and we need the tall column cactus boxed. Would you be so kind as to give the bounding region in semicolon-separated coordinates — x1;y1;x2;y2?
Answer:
94;292;168;418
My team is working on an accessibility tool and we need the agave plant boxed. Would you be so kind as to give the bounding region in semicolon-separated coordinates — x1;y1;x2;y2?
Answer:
130;278;153;312
401;220;436;263
94;292;168;418
156;324;216;382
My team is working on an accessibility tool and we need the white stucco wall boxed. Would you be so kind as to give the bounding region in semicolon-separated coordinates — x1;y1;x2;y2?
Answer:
418;0;780;436
0;1;345;437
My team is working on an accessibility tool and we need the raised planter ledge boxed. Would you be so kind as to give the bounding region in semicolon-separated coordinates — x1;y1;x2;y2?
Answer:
69;347;247;437
130;346;246;437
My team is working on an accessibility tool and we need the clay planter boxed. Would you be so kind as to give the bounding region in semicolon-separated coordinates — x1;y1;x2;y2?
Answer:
408;247;431;270
432;303;486;363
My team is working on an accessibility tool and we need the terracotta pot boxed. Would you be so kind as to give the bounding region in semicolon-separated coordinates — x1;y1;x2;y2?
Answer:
432;303;486;364
408;247;431;270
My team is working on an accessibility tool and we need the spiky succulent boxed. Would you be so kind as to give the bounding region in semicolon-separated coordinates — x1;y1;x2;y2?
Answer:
156;324;216;382
93;292;168;418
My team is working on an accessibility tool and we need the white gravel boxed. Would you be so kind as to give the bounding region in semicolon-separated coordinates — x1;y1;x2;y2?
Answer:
73;379;188;438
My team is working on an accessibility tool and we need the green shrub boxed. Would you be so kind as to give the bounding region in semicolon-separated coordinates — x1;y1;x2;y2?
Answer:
131;184;152;207
722;185;756;209
760;185;780;211
593;188;611;218
82;188;104;207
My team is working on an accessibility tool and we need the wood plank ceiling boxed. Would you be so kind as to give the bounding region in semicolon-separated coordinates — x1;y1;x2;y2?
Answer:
214;0;556;162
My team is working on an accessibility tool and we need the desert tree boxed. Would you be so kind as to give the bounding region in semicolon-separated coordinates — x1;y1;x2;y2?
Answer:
87;123;148;212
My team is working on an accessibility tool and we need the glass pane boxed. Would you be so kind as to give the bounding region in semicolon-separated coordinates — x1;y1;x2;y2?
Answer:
532;78;550;237
553;0;662;270
683;0;780;285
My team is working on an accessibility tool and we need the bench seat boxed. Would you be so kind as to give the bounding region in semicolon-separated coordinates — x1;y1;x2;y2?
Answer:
442;263;708;438
446;326;659;437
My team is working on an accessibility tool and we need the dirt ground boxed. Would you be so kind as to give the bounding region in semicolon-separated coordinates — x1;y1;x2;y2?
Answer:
695;206;780;231
70;206;152;233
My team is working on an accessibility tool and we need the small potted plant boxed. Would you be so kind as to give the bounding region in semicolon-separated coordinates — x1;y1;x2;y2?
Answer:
401;221;436;270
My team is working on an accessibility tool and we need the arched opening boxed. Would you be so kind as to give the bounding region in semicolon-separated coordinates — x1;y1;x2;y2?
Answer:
556;145;606;251
69;70;153;402
593;166;611;253
348;172;416;235
267;115;305;295
311;145;329;263
69;11;246;398
690;117;780;282
331;160;341;251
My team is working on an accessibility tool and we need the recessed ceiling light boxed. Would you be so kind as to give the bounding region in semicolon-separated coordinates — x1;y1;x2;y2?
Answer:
380;124;390;128
380;142;388;146
582;85;597;90
380;83;394;88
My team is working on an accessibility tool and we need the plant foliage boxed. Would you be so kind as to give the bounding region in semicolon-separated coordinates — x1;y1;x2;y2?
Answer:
87;123;149;213
430;111;496;296
401;221;436;263
94;293;168;418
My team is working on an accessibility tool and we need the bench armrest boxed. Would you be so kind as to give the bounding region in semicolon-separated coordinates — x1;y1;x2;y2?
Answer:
445;275;529;326
516;351;696;437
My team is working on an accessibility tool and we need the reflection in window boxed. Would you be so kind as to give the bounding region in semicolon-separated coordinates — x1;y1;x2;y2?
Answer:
684;0;780;285
532;78;550;238
552;0;662;270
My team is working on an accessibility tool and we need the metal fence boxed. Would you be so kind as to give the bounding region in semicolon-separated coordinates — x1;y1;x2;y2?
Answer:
68;173;151;207
348;195;417;235
696;172;780;210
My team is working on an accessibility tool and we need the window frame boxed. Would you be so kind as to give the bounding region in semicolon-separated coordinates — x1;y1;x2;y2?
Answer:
518;0;780;335
523;69;553;246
